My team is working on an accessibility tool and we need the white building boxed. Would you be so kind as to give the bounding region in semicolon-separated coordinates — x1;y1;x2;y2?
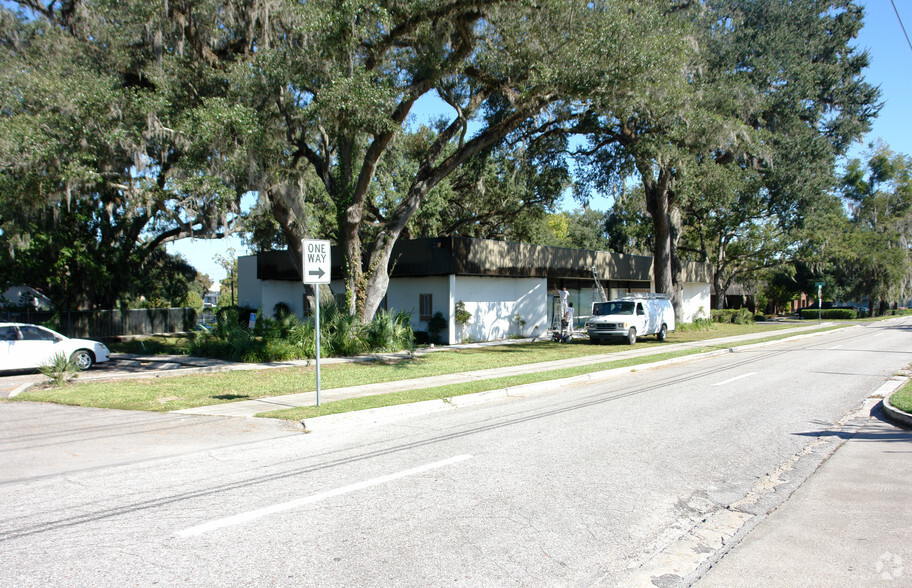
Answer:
238;237;712;344
202;284;221;308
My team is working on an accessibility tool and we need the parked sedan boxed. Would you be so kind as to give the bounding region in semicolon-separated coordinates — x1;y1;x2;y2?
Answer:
0;323;110;371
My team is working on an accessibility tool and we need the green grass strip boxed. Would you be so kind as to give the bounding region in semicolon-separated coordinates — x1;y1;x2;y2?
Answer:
262;326;844;421
258;346;721;420
891;380;912;414
9;323;840;414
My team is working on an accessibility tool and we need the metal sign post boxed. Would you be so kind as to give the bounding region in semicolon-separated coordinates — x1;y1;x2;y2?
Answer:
302;239;331;406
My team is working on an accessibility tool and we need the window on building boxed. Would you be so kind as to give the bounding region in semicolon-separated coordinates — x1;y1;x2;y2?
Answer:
419;293;432;321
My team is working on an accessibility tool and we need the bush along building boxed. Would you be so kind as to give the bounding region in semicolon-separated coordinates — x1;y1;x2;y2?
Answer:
238;237;712;345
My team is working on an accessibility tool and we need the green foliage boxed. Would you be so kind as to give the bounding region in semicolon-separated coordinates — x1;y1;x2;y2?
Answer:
800;309;857;320
710;308;755;324
38;352;80;386
584;0;879;302
759;267;803;314
454;301;471;326
320;301;369;357
835;144;912;311
367;309;415;353
0;3;242;310
182;291;204;313
427;312;448;344
188;303;414;362
891;381;912;414
676;318;714;332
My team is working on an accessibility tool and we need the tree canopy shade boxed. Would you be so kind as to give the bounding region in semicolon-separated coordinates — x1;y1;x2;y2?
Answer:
837;144;912;313
232;0;689;322
580;0;880;316
0;1;248;308
1;0;688;320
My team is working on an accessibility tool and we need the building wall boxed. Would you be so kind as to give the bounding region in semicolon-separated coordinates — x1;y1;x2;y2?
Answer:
453;276;547;342
385;276;452;337
237;256;262;310
681;282;711;322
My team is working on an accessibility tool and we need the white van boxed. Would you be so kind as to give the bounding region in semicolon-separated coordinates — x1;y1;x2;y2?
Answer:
586;294;675;345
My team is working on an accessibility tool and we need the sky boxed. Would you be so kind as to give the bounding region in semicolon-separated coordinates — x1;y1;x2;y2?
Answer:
169;0;912;284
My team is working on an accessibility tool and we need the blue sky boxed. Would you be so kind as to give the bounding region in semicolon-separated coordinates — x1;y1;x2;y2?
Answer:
171;0;912;283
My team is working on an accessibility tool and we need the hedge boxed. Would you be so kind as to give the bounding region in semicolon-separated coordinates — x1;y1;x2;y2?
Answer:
800;308;856;320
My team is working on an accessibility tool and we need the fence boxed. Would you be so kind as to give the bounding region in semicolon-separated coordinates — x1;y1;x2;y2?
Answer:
0;308;198;339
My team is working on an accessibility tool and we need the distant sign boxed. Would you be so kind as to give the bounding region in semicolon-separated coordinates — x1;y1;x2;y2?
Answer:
815;281;825;287
302;239;331;284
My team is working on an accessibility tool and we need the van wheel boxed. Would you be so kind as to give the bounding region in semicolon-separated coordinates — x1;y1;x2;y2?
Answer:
657;324;667;342
626;328;637;345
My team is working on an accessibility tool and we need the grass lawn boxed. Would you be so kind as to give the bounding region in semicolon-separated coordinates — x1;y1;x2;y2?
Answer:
10;321;828;414
259;346;722;421
890;379;912;414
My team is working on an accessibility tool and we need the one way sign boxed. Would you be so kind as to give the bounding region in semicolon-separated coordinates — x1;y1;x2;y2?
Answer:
302;239;331;284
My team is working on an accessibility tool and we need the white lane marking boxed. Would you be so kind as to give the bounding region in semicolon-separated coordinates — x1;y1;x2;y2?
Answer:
713;372;757;387
175;454;472;538
828;344;843;350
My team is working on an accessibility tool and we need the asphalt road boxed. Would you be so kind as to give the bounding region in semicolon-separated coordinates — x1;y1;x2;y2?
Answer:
1;319;910;586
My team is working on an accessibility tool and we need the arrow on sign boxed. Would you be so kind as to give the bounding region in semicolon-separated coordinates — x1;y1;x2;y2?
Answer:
308;267;326;279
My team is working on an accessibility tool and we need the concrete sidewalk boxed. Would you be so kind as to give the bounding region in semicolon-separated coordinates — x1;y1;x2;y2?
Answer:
695;402;912;587
174;322;840;418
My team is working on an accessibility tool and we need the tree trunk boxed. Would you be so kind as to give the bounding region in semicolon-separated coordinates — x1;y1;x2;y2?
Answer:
712;272;726;310
669;205;685;320
643;168;684;318
644;174;673;295
340;204;364;318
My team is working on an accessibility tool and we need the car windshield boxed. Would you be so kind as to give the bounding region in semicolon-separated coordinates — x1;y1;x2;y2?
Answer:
592;301;635;316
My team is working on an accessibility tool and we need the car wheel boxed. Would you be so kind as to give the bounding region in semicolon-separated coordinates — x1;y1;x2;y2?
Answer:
70;350;94;370
657;324;667;342
627;328;637;345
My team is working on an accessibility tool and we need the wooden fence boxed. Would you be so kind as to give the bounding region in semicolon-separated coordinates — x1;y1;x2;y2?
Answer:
0;308;198;339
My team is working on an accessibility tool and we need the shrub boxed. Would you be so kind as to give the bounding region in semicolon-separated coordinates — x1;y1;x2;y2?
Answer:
427;312;448;343
187;301;415;362
454;301;471;325
39;353;80;386
799;308;856;320
182;291;204;312
367;309;414;352
678;317;714;332
711;308;754;324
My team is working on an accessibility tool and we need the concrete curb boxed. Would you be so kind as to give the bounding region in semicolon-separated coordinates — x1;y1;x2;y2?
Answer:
883;389;912;429
8;382;34;399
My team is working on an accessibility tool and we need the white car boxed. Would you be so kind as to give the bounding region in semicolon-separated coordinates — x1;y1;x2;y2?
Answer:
0;323;110;371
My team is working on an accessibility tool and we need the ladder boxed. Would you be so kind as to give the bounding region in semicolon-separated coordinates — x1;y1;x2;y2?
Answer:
591;265;608;303
550;296;562;332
